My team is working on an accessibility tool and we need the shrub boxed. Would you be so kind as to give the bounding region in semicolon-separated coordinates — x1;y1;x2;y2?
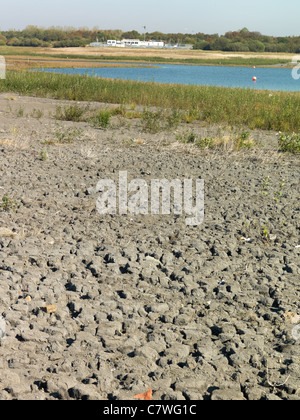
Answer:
235;131;256;150
55;104;85;122
195;137;215;150
177;130;197;144
1;195;19;212
90;109;111;128
141;109;162;133
278;132;300;154
165;109;182;130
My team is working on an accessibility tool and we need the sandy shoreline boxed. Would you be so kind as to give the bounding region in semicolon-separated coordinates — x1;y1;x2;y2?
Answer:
3;47;297;72
48;46;296;61
0;94;299;400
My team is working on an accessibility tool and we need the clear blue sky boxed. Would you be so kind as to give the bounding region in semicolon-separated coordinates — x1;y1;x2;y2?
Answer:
1;0;299;36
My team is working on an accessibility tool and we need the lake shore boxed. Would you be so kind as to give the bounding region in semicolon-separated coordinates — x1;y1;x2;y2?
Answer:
1;71;299;133
1;46;296;69
49;46;297;63
0;94;299;400
39;64;299;93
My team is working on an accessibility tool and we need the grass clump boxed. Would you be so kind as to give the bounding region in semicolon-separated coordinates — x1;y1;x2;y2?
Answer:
235;130;256;150
177;130;197;144
165;109;182;130
141;108;182;133
278;132;300;154
195;137;215;150
54;126;83;144
178;129;256;151
141;109;163;133
16;106;24;117
55;104;86;122
1;195;19;212
40;150;48;161
31;108;44;119
90;109;111;128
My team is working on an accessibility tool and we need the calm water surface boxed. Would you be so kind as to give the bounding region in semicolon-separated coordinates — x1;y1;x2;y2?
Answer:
38;64;300;92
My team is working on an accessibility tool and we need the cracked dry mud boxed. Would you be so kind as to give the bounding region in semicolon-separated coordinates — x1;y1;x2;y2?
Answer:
0;93;299;400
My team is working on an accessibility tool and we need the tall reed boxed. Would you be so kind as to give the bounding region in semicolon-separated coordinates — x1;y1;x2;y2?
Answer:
1;70;299;132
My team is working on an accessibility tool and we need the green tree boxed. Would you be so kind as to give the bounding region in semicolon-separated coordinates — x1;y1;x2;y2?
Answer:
228;41;250;52
29;37;43;47
193;40;210;50
247;40;265;52
122;30;141;40
0;35;7;45
7;37;21;46
212;37;230;51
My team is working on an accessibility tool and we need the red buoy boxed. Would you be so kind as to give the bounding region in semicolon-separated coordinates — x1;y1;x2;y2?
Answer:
253;76;257;82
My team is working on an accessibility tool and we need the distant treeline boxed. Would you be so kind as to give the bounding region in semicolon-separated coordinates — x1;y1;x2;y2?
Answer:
0;26;299;53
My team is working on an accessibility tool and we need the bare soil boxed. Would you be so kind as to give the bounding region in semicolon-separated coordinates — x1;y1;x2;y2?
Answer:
0;94;299;400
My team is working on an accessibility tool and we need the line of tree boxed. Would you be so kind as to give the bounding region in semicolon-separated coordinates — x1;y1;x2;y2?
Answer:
0;26;299;53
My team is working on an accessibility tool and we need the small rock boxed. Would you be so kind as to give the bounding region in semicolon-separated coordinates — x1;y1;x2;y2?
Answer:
284;312;300;324
211;389;246;401
0;228;17;238
68;385;102;400
40;304;57;314
134;345;159;360
175;377;207;393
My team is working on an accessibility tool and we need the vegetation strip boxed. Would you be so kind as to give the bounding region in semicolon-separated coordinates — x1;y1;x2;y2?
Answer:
1;70;299;133
1;47;292;68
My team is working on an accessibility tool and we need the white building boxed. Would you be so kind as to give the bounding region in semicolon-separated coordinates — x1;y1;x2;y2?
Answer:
105;39;165;48
107;40;125;48
90;39;193;49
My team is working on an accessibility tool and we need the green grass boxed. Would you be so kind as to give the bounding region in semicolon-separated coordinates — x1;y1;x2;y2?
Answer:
0;70;299;132
177;130;257;151
141;109;182;133
30;55;290;67
90;109;111;128
55;104;86;122
54;126;83;144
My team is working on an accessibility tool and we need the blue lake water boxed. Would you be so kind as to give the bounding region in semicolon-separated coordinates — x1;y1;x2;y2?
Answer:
38;64;300;92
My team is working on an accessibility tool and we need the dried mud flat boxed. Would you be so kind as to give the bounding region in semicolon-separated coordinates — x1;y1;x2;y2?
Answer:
0;93;299;400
